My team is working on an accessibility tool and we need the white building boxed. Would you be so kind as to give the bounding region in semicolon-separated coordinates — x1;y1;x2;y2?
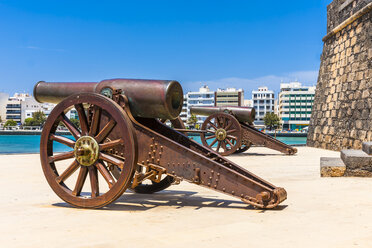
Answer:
215;88;244;106
21;97;56;123
186;85;215;126
6;93;30;125
4;93;58;125
252;87;275;126
179;95;188;123
0;92;9;123
278;82;315;130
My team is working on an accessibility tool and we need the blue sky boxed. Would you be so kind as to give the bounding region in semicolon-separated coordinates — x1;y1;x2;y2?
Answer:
0;0;332;96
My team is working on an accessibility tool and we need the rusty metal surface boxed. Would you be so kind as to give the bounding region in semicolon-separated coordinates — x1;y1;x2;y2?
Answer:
37;80;287;209
96;79;183;120
191;106;256;124
130;116;286;209
34;78;183;120
200;113;242;156
34;81;97;104
193;110;297;156
40;93;137;208
241;122;297;155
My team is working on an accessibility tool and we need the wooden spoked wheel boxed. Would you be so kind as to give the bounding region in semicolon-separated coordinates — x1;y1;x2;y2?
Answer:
200;113;242;156
40;93;137;208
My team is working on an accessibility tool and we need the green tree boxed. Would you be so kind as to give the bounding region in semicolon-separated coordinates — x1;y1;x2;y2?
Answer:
32;111;46;126
24;117;35;126
70;118;80;128
187;114;198;128
0;115;2;123
4;119;17;127
263;112;280;130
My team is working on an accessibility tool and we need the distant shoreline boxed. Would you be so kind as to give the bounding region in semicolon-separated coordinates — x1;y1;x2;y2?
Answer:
0;129;308;137
0;130;70;135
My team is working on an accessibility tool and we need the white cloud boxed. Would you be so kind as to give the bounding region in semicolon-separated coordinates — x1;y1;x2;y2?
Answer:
22;46;66;52
183;70;318;95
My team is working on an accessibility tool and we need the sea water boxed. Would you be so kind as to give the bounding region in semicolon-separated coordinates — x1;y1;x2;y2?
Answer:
0;135;307;154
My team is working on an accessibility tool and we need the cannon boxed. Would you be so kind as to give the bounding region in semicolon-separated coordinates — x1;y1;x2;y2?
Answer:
34;78;287;209
189;106;298;156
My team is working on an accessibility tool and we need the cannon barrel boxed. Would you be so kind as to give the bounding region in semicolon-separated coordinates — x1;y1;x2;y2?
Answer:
190;106;256;124
34;79;183;120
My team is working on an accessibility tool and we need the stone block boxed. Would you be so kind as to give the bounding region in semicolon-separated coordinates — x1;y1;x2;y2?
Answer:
351;36;357;46
362;89;370;98
354;45;360;53
341;149;372;170
320;157;345;177
362;142;372;155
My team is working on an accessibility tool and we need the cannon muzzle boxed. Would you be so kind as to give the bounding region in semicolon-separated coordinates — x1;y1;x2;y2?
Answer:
190;106;256;124
34;78;183;120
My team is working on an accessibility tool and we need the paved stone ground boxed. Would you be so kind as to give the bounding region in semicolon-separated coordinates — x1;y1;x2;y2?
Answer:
1;147;372;248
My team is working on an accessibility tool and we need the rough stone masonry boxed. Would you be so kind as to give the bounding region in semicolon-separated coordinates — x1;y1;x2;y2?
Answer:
307;0;372;151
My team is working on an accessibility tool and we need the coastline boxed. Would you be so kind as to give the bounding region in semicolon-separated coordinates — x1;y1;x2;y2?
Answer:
0;129;308;137
0;130;70;135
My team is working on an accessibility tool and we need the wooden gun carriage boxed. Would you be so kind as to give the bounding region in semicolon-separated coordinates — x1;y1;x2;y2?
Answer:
188;106;298;156
34;79;287;209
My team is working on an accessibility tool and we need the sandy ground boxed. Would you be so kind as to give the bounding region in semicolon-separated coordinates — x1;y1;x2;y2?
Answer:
0;146;372;248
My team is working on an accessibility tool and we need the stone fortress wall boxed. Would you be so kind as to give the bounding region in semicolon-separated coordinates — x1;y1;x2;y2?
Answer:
307;0;372;151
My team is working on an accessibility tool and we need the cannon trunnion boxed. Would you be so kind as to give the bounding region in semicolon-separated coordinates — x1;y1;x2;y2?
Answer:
37;79;287;209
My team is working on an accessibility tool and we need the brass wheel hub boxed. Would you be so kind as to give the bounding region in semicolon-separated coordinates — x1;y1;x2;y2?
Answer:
74;136;99;166
215;128;227;141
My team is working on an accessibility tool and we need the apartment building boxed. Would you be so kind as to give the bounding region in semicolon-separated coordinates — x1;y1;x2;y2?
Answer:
0;93;9;122
278;82;315;130
214;88;244;107
21;97;56;123
3;93;58;125
5;93;30;124
252;87;275;126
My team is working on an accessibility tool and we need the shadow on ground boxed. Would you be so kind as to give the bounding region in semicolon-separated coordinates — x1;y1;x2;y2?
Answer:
232;152;285;157
52;189;288;211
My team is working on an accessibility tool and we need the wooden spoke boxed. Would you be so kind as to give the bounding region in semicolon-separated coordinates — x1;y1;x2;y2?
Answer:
215;117;221;128
221;116;226;128
227;135;238;141
60;113;81;140
56;160;80;184
96;162;115;188
72;166;88;196
205;135;216;140
89;106;101;136
226;129;237;134
95;120;116;143
224;121;233;131
48;151;75;163
99;139;124;151
216;141;221;152
89;166;99;197
50;134;75;148
75;104;89;135
208;121;218;130
209;138;218;147
221;141;228;151
225;138;234;147
99;153;124;169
